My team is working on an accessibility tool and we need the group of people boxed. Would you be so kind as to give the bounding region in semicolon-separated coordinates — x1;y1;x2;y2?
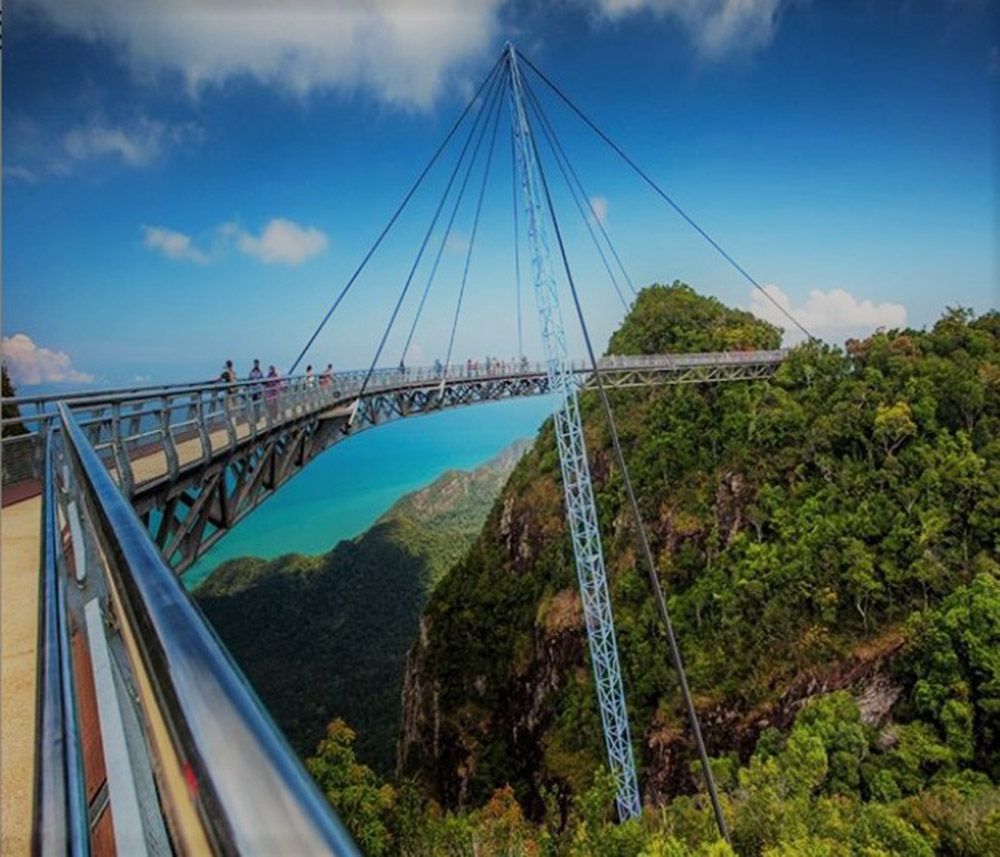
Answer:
218;358;282;387
421;356;533;376
217;359;336;389
216;359;337;420
457;356;530;374
215;352;532;411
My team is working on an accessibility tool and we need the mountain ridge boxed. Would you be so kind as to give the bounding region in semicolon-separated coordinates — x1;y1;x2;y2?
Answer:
195;438;532;774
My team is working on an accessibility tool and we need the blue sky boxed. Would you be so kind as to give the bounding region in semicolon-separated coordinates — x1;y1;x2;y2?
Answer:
3;0;997;389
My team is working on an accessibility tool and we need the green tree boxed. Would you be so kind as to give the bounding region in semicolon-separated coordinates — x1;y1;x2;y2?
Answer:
306;719;396;855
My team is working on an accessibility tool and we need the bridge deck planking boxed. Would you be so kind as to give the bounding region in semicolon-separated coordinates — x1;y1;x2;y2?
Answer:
1;497;41;857
128;426;246;487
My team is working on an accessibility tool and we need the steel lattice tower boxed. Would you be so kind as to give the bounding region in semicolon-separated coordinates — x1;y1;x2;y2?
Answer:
505;45;641;820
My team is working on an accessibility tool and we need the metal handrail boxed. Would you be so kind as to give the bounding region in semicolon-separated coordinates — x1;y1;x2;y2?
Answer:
32;430;90;856
57;404;359;855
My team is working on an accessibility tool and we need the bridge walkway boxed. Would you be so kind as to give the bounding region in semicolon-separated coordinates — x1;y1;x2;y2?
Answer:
0;418;316;852
1;496;41;857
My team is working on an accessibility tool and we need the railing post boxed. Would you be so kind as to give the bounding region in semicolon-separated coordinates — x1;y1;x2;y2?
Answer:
161;396;179;480
223;386;238;451
196;391;212;465
110;402;135;496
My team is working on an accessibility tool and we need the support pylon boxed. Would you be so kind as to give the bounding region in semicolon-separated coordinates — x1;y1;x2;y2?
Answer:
505;44;641;821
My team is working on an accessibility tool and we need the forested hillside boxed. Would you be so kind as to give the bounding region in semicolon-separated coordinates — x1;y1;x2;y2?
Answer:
372;283;1000;853
195;440;529;774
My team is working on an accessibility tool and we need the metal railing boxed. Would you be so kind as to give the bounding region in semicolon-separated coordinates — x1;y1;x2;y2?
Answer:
33;405;359;854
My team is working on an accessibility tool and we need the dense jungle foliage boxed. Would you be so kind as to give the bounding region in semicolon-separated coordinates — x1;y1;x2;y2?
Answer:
385;283;999;851
309;669;1000;854
196;441;527;774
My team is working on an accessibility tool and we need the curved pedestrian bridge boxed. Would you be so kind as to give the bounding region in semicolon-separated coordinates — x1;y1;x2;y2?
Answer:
0;349;785;856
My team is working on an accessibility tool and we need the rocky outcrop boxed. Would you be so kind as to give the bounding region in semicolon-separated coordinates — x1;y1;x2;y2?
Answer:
644;629;907;805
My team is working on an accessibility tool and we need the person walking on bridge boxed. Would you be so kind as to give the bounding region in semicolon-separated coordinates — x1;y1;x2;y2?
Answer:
219;359;237;411
319;364;333;389
264;365;280;421
248;359;264;421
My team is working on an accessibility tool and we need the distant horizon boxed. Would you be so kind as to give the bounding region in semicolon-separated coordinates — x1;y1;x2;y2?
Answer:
4;294;990;397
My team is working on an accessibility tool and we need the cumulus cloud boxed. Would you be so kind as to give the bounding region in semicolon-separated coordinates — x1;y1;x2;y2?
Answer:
586;0;785;59
750;285;907;345
590;195;608;225
22;0;506;108
141;218;327;265
222;219;328;265
141;225;210;264
2;334;94;385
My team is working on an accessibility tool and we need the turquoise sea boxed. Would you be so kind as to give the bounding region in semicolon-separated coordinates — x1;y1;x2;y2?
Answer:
181;396;555;589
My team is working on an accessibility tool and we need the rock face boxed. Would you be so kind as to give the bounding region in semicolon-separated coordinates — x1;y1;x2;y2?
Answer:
397;435;589;814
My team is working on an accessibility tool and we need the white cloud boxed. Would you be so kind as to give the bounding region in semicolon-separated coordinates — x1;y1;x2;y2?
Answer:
61;117;201;168
142;225;210;264
2;334;94;385
223;218;328;265
9;116;202;178
750;285;907;345
141;218;327;265
586;0;785;59
590;195;608;225
23;0;506;108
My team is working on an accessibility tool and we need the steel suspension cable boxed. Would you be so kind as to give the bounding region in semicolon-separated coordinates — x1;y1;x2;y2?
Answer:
517;49;815;343
442;67;506;375
511;126;524;358
522;78;630;311
399;64;508;368
522;75;636;299
358;63;508;398
520;75;732;844
288;55;504;376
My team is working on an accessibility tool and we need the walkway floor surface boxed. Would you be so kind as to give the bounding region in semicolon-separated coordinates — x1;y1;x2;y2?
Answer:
1;497;41;857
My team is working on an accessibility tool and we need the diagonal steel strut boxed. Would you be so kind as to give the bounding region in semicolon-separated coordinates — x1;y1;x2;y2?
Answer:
505;44;641;820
